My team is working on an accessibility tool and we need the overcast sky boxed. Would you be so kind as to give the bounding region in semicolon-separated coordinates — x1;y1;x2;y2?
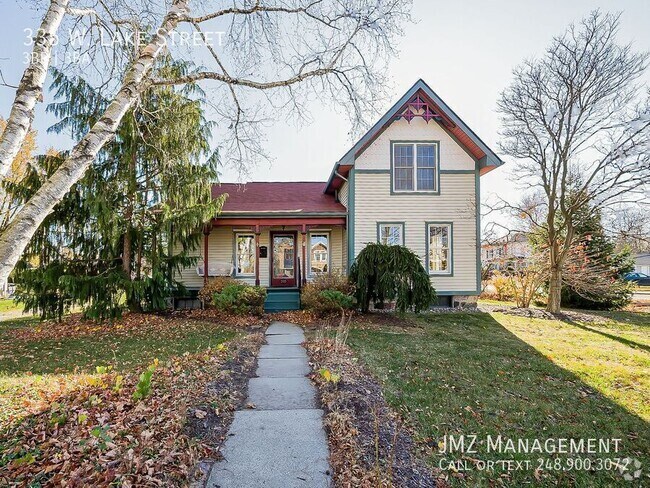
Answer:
1;0;648;224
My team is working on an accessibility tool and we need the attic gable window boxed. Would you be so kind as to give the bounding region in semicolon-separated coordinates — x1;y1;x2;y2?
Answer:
392;142;438;193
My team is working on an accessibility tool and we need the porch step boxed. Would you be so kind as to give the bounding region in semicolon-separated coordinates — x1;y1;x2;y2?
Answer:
264;288;301;312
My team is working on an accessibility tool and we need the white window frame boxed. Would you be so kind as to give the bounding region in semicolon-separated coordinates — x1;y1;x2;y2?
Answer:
377;223;404;246
392;142;438;193
234;233;256;276
427;223;452;275
308;232;330;276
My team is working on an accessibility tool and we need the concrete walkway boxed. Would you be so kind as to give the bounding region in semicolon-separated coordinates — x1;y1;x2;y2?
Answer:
207;322;331;488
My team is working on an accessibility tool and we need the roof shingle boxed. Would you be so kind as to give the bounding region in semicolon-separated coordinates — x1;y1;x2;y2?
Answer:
212;182;346;214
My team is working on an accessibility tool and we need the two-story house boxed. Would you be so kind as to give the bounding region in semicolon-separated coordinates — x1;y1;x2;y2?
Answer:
173;79;504;309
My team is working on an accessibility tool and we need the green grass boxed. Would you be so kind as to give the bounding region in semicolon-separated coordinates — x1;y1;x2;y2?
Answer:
0;299;22;314
0;318;236;424
0;321;234;375
348;311;650;486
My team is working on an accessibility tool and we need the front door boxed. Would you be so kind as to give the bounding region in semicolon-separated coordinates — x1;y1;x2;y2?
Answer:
271;232;297;287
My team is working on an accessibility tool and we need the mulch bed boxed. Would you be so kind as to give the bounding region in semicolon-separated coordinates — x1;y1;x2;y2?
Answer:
306;339;441;488
0;333;263;487
185;333;263;482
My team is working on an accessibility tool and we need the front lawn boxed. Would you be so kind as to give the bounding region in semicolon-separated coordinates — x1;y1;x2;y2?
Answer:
0;315;236;425
0;299;21;314
348;311;650;486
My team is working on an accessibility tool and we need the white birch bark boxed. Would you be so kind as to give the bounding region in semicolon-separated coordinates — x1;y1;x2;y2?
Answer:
0;0;189;287
0;0;69;181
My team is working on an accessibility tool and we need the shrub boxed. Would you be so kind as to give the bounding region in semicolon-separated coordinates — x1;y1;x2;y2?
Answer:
198;277;243;305
213;283;267;315
301;271;354;316
491;272;516;302
350;243;436;313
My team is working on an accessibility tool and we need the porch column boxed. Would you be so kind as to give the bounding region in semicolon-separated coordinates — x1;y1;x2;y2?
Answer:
202;224;211;285
301;225;307;286
255;225;260;286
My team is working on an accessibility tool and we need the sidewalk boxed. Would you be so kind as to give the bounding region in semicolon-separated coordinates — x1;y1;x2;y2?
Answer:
207;321;331;487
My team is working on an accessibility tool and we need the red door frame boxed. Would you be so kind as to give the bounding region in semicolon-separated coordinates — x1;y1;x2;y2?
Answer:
270;231;298;287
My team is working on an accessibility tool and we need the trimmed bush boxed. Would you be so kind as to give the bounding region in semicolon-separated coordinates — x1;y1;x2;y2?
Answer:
301;271;354;316
198;277;243;305
213;283;267;315
350;243;436;313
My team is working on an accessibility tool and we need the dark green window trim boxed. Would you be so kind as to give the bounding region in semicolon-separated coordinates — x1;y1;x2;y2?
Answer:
390;140;440;195
354;169;390;174
376;222;405;246
439;169;475;174
425;221;453;276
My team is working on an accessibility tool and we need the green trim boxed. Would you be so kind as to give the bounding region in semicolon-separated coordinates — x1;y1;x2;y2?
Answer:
354;169;390;174
307;230;331;278
347;169;355;271
390;141;441;195
440;169;476;174
475;165;481;293
435;290;479;296
376;222;405;246
425;221;453;276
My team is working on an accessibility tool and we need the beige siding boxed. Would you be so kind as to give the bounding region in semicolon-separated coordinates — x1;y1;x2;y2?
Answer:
355;117;475;171
338;181;349;208
172;240;203;289
342;227;348;274
353;172;478;293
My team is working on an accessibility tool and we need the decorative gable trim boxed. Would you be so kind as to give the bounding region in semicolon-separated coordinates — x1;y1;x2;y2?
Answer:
325;79;504;194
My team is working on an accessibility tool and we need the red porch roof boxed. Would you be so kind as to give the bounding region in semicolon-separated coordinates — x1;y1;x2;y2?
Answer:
212;182;346;214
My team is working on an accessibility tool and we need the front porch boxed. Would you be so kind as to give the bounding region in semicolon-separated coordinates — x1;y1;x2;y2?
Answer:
174;216;347;310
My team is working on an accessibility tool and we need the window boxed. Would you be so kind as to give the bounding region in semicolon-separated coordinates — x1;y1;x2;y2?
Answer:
310;233;329;274
428;224;451;274
378;223;404;246
393;142;438;192
235;234;255;275
393;144;413;191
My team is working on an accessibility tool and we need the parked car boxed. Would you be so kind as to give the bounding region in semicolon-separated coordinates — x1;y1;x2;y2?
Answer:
623;272;650;286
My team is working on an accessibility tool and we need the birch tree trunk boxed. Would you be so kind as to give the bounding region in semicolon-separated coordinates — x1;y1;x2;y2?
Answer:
0;0;189;289
0;0;69;180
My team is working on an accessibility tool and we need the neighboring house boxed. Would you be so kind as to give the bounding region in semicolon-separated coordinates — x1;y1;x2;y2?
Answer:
481;233;532;271
173;79;504;309
633;253;650;275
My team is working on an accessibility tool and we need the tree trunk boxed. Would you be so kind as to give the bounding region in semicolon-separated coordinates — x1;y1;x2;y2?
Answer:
0;0;189;288
123;229;132;277
547;266;562;313
0;0;69;180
